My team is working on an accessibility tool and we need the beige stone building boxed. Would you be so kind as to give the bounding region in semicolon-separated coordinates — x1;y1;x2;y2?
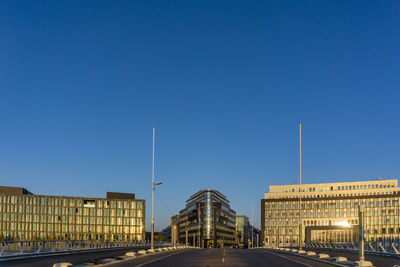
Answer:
261;179;400;246
0;186;145;241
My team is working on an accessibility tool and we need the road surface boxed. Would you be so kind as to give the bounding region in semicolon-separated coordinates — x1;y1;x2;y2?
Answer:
109;248;339;267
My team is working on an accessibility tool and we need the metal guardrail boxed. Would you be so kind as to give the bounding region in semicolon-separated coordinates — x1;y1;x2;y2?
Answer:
0;240;171;257
299;241;400;257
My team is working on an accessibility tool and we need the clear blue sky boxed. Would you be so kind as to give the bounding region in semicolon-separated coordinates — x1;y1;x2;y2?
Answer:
1;1;399;230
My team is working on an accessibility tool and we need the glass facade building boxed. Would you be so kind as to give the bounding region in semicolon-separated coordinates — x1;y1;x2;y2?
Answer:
261;179;400;246
236;215;261;248
175;189;236;248
236;215;250;248
0;186;145;241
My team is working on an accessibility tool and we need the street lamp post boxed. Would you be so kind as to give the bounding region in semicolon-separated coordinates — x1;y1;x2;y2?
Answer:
357;205;373;267
151;128;162;250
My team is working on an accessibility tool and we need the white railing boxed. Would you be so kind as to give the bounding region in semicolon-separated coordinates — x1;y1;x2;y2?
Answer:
0;240;171;257
302;241;400;256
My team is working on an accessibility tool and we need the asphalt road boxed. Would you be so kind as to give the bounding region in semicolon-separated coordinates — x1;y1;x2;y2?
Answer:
109;248;341;267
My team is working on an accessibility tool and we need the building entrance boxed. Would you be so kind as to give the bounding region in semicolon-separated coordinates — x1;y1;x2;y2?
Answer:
305;225;358;243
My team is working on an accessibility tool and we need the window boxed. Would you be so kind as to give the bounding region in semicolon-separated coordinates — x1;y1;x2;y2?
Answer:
83;200;95;208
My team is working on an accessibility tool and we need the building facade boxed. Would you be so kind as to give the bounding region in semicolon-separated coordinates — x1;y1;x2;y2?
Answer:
236;215;261;248
175;189;236;248
0;186;145;241
261;179;400;246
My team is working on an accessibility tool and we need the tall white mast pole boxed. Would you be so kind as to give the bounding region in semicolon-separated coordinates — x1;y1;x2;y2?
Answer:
151;128;155;249
299;123;302;251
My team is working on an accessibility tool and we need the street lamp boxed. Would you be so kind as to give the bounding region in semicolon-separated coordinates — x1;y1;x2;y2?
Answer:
151;128;162;250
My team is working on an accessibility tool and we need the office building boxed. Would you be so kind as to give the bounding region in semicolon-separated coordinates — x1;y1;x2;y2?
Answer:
0;186;145;241
261;179;400;246
174;189;236;248
236;215;261;248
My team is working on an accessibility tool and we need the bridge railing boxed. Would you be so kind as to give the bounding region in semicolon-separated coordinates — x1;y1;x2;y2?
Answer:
302;241;400;256
0;240;171;257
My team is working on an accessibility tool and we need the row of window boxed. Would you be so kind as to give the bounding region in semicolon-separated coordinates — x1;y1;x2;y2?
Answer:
1;215;144;225
265;218;360;227
2;224;144;234
266;208;400;220
0;207;144;217
266;216;400;227
0;232;144;241
272;183;396;194
0;196;143;209
269;191;399;199
265;227;400;236
265;198;400;210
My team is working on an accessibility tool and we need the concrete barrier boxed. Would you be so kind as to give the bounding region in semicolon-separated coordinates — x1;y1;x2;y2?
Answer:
137;250;148;255
306;251;316;256
297;250;307;254
332;256;348;262
125;251;138;257
354;260;373;267
317;253;330;259
53;263;72;267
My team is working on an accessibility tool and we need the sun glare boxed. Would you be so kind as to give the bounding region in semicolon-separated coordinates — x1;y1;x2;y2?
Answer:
336;221;351;227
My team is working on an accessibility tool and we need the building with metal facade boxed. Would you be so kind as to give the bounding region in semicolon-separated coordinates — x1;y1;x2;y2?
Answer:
261;179;400;246
0;186;145;241
175;189;236;248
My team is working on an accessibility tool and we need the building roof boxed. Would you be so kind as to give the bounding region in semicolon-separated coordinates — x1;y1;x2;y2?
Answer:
186;189;229;204
0;185;139;201
265;179;399;200
0;186;33;195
